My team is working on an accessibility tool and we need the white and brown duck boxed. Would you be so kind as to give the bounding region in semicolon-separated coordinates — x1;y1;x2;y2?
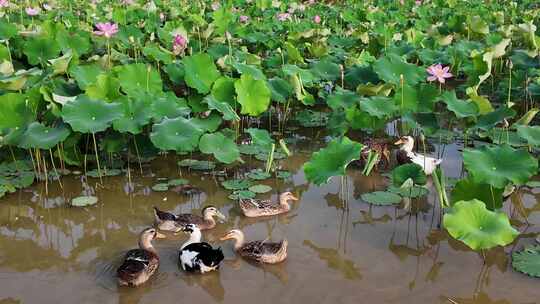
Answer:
394;136;442;175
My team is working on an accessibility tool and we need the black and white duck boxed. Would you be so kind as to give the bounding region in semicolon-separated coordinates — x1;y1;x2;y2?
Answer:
117;227;165;287
153;205;226;232
394;136;442;175
179;224;224;274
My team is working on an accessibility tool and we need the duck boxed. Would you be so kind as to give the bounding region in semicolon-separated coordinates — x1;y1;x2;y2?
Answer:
153;205;226;232
179;224;224;273
117;227;165;287
239;192;298;217
220;229;288;264
394;136;442;175
352;138;391;169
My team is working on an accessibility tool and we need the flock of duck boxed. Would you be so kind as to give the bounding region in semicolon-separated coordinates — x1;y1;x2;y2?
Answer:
116;135;441;287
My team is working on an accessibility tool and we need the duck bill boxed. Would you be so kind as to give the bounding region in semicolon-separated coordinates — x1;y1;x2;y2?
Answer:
394;139;404;145
216;211;226;222
219;234;232;241
155;232;167;239
290;195;299;201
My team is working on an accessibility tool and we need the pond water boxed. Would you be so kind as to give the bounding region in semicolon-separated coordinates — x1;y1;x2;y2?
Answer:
0;135;539;304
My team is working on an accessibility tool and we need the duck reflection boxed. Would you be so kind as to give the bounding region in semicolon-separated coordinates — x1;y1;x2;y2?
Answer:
178;271;225;302
303;240;361;280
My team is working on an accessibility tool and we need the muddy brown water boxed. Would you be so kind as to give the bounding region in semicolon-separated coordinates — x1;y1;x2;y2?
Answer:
0;138;539;304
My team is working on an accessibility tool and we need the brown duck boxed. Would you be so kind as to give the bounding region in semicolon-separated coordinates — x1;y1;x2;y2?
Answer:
239;192;298;217
220;229;288;264
153;205;226;232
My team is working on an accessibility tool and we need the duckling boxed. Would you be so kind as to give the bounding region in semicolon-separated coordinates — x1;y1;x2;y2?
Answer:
179;224;224;273
220;229;288;264
117;227;165;287
153;205;226;232
394;136;442;175
239;192;298;217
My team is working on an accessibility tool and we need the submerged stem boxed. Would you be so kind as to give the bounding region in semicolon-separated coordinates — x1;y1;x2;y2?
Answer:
92;132;103;185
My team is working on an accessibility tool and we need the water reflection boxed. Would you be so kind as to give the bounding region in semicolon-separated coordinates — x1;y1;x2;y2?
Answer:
303;240;361;280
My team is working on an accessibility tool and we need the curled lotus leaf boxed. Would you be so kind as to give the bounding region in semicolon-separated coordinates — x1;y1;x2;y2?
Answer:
391;163;427;186
443;199;519;251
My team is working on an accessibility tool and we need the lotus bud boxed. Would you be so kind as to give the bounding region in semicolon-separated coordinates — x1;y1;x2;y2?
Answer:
150;32;155;41
225;31;232;40
129;36;135;43
507;59;513;69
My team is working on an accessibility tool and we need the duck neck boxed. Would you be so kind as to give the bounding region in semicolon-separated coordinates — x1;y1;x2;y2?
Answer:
203;213;216;226
400;140;414;153
182;230;202;249
279;196;291;209
231;234;245;251
139;237;157;255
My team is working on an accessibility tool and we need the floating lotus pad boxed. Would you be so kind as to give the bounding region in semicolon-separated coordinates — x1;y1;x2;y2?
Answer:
177;159;216;170
72;196;98;207
152;183;169;192
150;117;203;152
248;169;271;180
248;184;272;194
463;144;538;188
388;185;429;198
304;137;363;186
221;179;252;190
276;170;292;179
228;190;256;200
168;178;189;186
443;199;519;251
361;191;402;206
61;95;123;133
512;245;540;278
18;122;70;150
199;132;239;164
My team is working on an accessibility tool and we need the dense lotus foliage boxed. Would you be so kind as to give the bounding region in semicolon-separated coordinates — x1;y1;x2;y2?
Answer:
0;0;539;275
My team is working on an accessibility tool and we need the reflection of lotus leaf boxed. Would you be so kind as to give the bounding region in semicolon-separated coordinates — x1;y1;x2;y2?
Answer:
512;245;540;278
72;196;98;207
463;144;538;188
199;132;239;164
152;183;169;192
150;117;203;152
168;179;188;186
304;137;363;185
18;122;70;150
443;199;519;250
391;163;427;186
61;95;122;133
361;191;402;206
248;184;272;194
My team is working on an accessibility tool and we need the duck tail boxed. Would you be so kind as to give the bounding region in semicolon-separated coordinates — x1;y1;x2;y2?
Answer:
434;159;443;166
277;239;288;256
153;206;176;221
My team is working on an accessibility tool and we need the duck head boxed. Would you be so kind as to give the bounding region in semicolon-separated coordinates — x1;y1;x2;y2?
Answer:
202;206;227;222
394;136;414;152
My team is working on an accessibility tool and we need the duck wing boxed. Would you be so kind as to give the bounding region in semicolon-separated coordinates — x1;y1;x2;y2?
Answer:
175;214;205;226
240;240;284;256
240;199;276;210
180;243;224;272
153;207;177;221
117;249;153;279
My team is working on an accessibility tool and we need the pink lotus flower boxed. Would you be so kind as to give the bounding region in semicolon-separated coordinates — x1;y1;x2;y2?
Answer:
94;22;118;38
416;0;422;4
211;2;220;11
277;13;291;21
172;34;187;55
426;64;453;84
307;0;315;4
122;0;134;4
239;15;249;23
0;0;9;8
159;12;165;21
25;7;40;16
313;15;321;24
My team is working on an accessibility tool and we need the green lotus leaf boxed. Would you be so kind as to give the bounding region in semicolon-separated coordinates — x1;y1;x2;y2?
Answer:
150;117;203;152
373;53;425;86
238;144;263;155
487;128;527;147
199;132;240;164
255;151;286;161
345;106;387;131
0;20;17;40
168;178;189;186
276;170;292;179
100;133;127;153
512;245;540;278
0;93;34;129
211;76;236;105
61;95;123;133
204;96;239;121
359;96;398;118
183;53;220;94
18;122;70;150
72;196;98;207
443;199;519;251
152;183;169;192
311;60;340;81
268;77;292;103
70;64;104;90
451;177;503;210
192;113;222;132
151;92;191;121
164;62;184;85
327;89;360;110
248;169;271;180
228;190;256;200
23;38;61;65
178;159;200;167
232;62;266;80
246;128;273;148
248;184;272;194
189;161;216;171
85;73;121;101
113;96;153;134
295;110;329;127
388;185;429;198
391;163;427;186
87;168;122;178
516;125;540;146
361;191;402;206
143;44;173;64
463;145;538;188
440;91;479;118
304;137;363;185
525;181;540;188
115;63;163;96
221;179;252;190
235;74;271;116
475;107;516;131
